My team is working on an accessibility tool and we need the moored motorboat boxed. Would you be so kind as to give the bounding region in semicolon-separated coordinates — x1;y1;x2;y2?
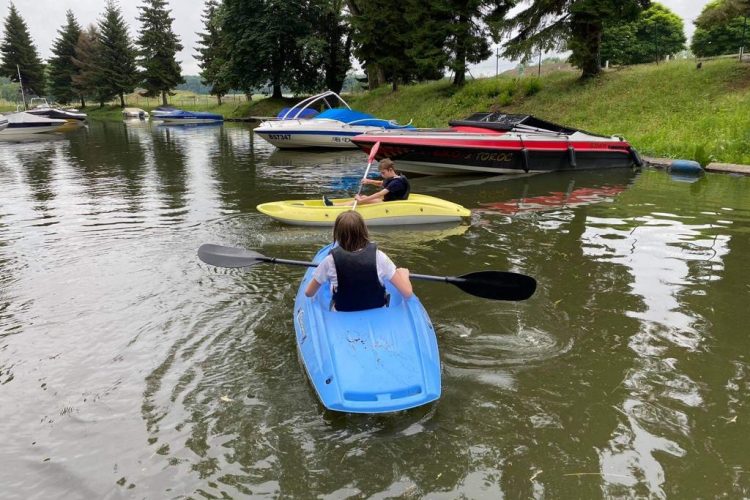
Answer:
351;113;642;175
294;243;441;413
0;111;68;136
123;107;149;119
157;109;223;124
257;193;471;226
254;90;412;149
26;98;87;122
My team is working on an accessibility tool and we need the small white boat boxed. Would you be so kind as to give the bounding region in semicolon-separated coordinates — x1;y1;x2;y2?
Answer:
254;90;412;149
0;112;68;137
26;98;87;122
122;107;149;119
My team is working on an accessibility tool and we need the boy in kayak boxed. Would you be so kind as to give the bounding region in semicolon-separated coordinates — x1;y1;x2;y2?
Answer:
304;210;413;311
323;159;410;206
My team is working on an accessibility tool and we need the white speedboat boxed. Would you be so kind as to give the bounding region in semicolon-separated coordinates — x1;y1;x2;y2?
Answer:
0;112;68;137
123;107;149;119
253;90;412;149
26;98;87;122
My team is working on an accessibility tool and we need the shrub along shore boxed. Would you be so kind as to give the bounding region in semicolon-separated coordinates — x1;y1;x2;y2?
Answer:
19;58;750;166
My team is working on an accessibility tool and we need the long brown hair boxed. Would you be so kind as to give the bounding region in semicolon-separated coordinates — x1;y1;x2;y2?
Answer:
333;211;369;252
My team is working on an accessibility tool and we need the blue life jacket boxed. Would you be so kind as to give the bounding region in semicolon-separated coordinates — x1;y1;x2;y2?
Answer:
331;242;387;312
383;175;410;201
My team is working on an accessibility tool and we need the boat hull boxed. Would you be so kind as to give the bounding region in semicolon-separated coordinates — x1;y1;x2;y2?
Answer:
159;117;223;124
257;194;471;226
254;120;370;149
352;134;639;175
294;244;441;413
0;124;67;136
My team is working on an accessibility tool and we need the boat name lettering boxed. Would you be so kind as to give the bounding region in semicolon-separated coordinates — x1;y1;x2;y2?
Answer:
268;134;291;140
475;152;513;162
331;136;350;143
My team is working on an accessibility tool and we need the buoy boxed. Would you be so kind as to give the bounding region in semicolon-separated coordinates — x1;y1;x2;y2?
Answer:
669;159;703;175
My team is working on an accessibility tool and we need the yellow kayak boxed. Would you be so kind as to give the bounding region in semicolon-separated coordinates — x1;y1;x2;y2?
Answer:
257;193;471;226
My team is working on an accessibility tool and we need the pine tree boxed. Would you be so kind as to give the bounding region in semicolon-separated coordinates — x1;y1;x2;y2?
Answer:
136;0;184;106
72;25;114;108
0;3;47;101
48;10;83;105
444;0;512;86
195;0;230;104
502;0;651;79
98;0;139;107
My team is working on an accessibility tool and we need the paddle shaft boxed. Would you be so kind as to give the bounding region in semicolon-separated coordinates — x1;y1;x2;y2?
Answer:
256;256;456;283
351;142;380;210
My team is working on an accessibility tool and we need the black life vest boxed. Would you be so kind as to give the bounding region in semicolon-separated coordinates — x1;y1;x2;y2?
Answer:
383;175;410;201
331;242;387;312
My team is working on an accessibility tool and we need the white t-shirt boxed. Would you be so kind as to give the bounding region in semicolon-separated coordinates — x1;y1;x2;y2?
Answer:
312;249;396;289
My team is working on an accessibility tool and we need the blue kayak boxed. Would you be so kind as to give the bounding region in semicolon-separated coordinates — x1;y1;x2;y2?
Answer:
293;244;441;413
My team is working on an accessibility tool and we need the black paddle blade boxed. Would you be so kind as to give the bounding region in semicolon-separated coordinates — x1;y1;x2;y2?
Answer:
197;244;265;268
450;271;537;301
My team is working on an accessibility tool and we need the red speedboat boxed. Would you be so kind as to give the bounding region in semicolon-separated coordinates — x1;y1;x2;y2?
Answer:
351;113;642;175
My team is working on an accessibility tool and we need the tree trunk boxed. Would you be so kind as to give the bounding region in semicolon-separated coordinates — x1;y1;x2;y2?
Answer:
217;95;222;106
161;90;168;106
579;21;603;78
119;92;125;108
272;83;282;99
80;96;86;109
452;12;469;86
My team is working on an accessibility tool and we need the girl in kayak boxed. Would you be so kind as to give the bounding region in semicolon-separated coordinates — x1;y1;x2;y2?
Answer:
304;210;413;311
323;159;410;206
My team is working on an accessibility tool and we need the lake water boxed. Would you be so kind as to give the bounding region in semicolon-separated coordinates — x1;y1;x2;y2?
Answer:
1;121;749;499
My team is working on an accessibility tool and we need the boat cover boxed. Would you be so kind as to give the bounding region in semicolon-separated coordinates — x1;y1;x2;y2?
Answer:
316;108;412;129
160;110;223;120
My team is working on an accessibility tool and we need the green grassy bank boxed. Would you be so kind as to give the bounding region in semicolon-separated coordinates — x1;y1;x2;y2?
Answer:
74;58;750;165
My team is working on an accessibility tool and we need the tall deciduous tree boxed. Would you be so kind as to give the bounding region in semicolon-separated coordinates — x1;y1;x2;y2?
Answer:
693;15;747;57
314;0;352;93
601;3;685;65
221;0;321;98
48;10;83;105
98;1;139;107
696;0;748;59
136;0;184;106
0;3;46;101
503;0;651;79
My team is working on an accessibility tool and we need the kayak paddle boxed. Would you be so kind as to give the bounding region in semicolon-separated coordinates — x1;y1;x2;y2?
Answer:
198;244;537;302
351;141;380;210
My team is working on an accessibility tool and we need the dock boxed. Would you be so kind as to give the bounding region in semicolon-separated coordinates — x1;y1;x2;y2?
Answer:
705;162;750;175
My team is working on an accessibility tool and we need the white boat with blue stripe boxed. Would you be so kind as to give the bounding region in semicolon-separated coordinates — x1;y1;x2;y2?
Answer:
254;90;412;149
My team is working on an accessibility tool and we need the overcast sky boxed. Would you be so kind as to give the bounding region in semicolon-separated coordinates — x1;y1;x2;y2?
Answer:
1;0;712;77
